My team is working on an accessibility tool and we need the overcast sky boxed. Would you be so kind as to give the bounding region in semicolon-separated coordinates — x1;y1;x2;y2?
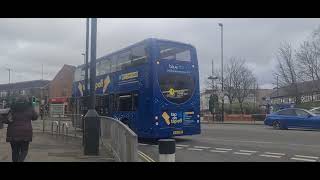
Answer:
0;18;319;90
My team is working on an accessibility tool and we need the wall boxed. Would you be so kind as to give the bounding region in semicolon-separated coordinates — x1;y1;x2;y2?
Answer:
49;65;75;98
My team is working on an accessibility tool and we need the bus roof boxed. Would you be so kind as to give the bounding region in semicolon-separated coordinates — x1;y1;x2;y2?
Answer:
76;38;194;69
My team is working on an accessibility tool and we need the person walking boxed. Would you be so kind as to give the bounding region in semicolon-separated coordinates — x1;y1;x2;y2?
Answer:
6;96;38;162
40;106;44;120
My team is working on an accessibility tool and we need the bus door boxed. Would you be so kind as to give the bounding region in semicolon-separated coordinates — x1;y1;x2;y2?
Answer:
113;92;138;131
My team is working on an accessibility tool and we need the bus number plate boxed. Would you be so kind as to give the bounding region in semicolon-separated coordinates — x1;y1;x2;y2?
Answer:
173;130;183;135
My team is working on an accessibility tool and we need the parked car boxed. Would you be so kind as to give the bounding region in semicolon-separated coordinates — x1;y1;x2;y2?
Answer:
309;107;320;115
264;108;320;130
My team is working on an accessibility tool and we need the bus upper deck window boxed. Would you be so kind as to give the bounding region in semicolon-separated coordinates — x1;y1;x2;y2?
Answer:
159;43;191;62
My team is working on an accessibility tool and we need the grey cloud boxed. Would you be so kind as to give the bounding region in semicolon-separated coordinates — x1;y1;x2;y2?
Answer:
0;18;319;90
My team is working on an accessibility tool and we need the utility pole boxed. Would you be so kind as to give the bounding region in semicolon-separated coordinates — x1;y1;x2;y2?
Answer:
83;18;100;156
219;23;224;122
277;76;279;97
85;18;89;97
42;64;43;80
211;59;215;122
6;68;11;84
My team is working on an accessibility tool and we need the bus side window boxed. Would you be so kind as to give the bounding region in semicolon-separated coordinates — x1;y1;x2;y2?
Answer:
118;94;132;111
131;45;147;66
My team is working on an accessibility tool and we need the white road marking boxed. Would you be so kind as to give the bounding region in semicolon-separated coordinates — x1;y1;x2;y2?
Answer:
198;137;320;149
139;143;148;146
293;155;319;159
239;150;257;153
233;152;252;155
259;154;282;158
215;148;232;151
264;152;285;156
176;147;184;150
210;150;228;153
176;144;189;147
187;148;203;151
193;146;211;149
291;157;317;162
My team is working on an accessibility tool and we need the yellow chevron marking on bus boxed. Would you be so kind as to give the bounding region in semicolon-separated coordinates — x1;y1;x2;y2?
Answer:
162;112;170;125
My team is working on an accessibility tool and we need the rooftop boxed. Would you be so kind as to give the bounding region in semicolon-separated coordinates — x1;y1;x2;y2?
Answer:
0;80;50;91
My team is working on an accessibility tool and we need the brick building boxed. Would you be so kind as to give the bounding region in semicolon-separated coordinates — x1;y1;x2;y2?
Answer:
47;64;76;115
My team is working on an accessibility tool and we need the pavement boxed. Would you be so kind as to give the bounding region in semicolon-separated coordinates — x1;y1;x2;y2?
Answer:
0;119;115;162
138;123;320;162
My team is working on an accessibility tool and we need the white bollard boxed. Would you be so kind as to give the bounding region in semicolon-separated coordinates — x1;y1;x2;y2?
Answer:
158;139;176;162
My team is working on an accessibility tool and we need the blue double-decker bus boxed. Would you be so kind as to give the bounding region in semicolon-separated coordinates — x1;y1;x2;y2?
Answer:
71;38;200;138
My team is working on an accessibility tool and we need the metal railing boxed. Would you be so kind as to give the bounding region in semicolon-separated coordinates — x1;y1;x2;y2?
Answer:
100;116;138;162
45;113;138;162
45;114;81;137
51;121;59;135
61;122;70;136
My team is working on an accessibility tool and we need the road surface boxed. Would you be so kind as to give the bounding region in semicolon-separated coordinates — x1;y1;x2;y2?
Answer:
138;123;320;162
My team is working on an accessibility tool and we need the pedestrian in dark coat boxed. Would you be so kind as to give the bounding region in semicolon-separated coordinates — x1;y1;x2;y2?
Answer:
6;96;38;162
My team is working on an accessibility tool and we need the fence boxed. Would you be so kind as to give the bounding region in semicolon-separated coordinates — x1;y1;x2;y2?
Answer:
100;116;138;162
43;114;138;162
43;114;82;137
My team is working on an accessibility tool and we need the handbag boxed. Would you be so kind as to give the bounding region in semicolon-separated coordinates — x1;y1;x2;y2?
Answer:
0;108;13;124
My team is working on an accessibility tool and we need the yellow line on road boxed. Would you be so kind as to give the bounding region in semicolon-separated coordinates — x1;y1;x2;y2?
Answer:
138;151;156;162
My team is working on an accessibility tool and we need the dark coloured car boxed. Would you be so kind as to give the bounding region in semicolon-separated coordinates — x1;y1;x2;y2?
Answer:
264;108;320;130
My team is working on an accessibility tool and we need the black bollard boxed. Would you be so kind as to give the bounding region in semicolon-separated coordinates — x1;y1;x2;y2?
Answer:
158;139;176;162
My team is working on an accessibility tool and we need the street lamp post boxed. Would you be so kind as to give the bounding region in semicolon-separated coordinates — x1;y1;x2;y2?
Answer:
218;23;224;122
84;18;89;97
83;18;100;156
208;75;218;122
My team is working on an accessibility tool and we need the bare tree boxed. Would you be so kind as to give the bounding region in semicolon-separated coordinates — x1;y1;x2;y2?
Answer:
274;42;301;104
296;41;320;100
222;58;240;113
232;60;257;114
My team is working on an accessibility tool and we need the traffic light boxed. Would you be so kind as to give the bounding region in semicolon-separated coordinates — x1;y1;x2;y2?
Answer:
32;96;36;105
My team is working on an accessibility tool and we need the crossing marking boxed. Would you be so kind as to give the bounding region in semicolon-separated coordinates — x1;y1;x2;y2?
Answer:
210;150;228;153
291;157;317;162
176;144;189;147
193;146;211;149
233;152;252;155
264;152;285;156
187;148;203;151
259;154;282;158
215;148;232;151
293;155;319;159
239;150;257;153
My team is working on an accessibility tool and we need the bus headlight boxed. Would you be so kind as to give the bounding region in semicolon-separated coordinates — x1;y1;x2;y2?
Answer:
155;122;159;126
155;116;158;120
197;114;200;118
156;61;160;64
197;120;200;123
